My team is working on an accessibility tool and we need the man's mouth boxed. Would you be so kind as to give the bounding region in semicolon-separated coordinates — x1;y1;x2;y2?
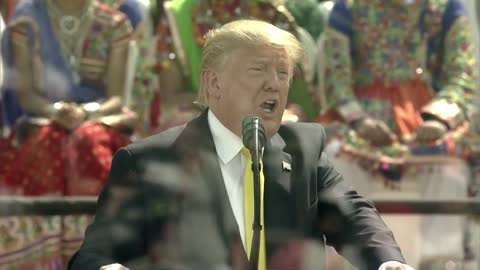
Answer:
260;99;277;113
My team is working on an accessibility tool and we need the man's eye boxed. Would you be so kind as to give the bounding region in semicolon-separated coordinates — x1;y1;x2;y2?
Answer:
278;71;289;78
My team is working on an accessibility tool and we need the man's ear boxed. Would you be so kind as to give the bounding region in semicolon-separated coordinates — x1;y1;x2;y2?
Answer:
205;69;222;99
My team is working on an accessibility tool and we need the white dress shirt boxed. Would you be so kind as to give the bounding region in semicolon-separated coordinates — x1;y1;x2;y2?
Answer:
208;110;249;250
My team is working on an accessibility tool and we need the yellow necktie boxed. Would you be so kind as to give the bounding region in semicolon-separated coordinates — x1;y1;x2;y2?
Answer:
242;147;266;270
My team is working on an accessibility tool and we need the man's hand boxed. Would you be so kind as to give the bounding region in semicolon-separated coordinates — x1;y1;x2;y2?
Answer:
415;120;448;144
379;261;415;270
99;263;130;270
352;117;397;147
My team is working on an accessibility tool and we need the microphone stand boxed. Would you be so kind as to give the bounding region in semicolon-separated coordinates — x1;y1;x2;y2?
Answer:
249;120;263;270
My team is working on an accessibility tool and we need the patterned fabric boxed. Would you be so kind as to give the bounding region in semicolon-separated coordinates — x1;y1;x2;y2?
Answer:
0;0;132;196
191;0;244;47
81;3;131;78
64;123;131;195
1;0;132;127
0;137;17;194
103;0;157;135
323;0;478;127
190;0;297;87
128;4;158;135
0;2;132;269
0;126;129;267
435;15;478;110
285;0;329;40
321;0;479;182
191;0;296;48
0;215;93;270
353;80;433;137
3;123;130;196
155;12;176;73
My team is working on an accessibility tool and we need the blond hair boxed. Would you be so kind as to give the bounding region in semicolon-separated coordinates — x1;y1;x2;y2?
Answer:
195;19;304;108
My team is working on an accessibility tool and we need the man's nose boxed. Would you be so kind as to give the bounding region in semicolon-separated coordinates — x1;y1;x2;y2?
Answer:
264;70;281;91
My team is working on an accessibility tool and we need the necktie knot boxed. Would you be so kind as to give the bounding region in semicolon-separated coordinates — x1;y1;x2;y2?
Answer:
241;147;251;159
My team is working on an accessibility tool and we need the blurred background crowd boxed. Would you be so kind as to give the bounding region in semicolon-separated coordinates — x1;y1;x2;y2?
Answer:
0;0;480;269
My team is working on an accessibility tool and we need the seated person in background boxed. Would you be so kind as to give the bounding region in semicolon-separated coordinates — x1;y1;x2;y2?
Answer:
1;0;137;196
319;0;479;267
69;19;413;270
320;0;479;176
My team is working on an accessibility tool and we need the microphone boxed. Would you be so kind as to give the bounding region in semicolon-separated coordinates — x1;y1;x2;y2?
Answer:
241;116;265;270
242;116;266;152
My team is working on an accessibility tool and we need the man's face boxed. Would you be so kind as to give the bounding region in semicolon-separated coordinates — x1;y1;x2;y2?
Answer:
211;45;291;139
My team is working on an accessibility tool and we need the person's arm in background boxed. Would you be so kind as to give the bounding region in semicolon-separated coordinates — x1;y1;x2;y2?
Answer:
9;13;135;130
321;0;364;124
10;21;57;117
9;19;88;130
93;12;140;131
118;0;158;136
99;13;132;116
321;0;395;146
418;0;479;141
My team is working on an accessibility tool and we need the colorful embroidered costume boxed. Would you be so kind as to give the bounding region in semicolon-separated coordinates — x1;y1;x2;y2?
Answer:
321;0;478;163
0;0;132;196
0;1;134;268
320;1;479;267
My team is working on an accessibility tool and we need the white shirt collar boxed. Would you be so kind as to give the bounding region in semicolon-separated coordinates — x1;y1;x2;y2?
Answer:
208;110;244;164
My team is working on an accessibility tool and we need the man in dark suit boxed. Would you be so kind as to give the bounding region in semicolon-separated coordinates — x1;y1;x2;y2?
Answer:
69;19;413;270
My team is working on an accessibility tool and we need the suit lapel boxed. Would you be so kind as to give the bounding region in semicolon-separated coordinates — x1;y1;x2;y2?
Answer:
263;134;296;260
263;134;291;193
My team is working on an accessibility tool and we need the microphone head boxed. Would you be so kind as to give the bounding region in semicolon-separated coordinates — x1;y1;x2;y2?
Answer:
242;116;266;151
